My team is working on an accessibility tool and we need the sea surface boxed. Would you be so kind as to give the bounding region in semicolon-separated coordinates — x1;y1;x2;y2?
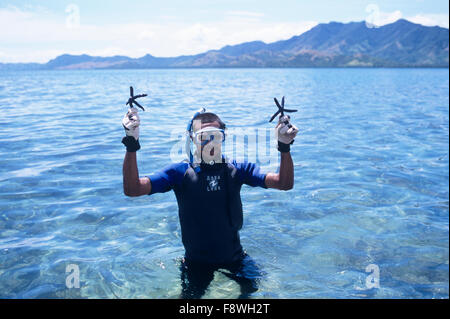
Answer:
0;68;448;298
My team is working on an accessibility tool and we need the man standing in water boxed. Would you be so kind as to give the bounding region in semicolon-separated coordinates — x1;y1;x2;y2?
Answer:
122;106;298;298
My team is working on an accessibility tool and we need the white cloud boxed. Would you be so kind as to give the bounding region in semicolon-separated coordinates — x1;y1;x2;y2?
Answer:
226;11;265;18
407;14;449;28
364;4;403;27
0;6;317;63
364;4;449;29
378;10;403;25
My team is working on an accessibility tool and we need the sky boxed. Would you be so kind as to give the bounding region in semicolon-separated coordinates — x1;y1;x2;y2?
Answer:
0;0;448;63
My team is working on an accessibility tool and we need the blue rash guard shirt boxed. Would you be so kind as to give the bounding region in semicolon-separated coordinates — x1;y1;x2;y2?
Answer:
147;160;267;264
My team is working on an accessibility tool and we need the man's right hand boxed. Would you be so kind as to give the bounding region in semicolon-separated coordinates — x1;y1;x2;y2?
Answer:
122;107;140;140
275;115;298;152
122;107;141;152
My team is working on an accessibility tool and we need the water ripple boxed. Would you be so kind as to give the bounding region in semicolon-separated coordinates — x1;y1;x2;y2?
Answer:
0;68;448;298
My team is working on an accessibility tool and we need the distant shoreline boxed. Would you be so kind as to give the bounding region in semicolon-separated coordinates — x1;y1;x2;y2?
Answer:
1;66;449;71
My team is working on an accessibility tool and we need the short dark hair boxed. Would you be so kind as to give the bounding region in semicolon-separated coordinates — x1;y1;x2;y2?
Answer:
192;112;226;129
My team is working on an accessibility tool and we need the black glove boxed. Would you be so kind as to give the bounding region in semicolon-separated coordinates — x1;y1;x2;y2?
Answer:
278;140;294;153
122;136;141;152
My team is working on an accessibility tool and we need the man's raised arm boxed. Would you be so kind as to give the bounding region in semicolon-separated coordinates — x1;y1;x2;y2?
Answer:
265;152;294;191
121;107;151;197
123;151;151;197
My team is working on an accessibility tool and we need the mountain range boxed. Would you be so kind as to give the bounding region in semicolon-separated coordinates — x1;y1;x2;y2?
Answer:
1;19;448;70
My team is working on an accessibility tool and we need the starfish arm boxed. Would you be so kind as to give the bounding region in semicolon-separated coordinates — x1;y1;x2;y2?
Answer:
133;100;145;111
269;110;281;122
274;98;282;109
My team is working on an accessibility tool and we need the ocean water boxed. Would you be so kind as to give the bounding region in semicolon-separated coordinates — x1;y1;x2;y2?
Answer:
0;68;448;299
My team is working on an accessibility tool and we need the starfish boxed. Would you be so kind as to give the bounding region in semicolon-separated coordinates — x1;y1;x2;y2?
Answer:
126;86;147;111
269;96;297;123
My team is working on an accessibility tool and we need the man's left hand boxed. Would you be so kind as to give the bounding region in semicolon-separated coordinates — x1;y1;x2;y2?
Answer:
276;115;299;145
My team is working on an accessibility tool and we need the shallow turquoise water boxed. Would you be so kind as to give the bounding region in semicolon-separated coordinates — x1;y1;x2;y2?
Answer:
0;68;448;298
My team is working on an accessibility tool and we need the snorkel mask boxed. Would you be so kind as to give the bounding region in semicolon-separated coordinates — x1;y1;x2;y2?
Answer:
185;108;226;165
192;127;226;146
